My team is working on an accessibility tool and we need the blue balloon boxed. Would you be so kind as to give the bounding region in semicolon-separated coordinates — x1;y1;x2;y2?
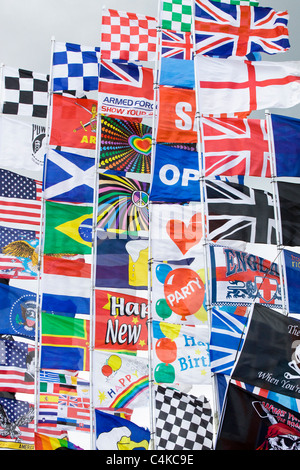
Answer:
155;263;172;284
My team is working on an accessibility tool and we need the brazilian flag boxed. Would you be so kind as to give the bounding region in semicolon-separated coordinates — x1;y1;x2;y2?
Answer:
44;201;93;255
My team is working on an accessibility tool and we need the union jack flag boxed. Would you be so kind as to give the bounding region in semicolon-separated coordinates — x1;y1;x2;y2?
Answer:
202;116;271;177
161;30;193;60
195;0;290;57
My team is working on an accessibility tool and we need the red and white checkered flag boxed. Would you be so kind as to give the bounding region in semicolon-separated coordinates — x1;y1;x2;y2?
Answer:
101;8;158;62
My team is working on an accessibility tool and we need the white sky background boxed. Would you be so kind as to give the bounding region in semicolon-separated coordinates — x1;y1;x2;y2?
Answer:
0;0;300;450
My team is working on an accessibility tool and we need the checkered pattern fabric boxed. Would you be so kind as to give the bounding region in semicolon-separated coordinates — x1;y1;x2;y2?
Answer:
101;8;158;62
2;66;49;118
155;386;214;450
161;0;192;32
211;0;259;5
52;42;100;92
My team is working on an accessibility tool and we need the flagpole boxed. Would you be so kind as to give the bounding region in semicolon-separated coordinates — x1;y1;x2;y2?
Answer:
0;63;4;112
265;110;288;315
33;35;56;433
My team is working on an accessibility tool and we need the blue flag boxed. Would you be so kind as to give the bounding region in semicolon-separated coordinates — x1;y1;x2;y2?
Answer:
95;409;150;450
160;58;195;89
150;144;201;202
272;114;300;177
283;249;300;315
0;283;36;339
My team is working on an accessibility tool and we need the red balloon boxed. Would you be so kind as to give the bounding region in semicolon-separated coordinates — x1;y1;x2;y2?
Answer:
155;337;177;365
102;364;113;377
164;268;205;321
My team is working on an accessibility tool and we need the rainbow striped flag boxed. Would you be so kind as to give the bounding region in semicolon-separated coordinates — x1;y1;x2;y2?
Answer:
35;432;83;450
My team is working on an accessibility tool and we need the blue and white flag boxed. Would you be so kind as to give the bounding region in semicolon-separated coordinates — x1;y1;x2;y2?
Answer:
43;148;95;203
52;42;100;92
210;306;248;375
95;409;150;450
150;144;201;202
271;114;300;177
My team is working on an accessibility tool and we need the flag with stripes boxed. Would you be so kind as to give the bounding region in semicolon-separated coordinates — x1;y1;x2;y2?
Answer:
0;339;35;394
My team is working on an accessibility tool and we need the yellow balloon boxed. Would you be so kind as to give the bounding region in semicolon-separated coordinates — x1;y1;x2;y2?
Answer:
160;322;181;340
107;355;122;371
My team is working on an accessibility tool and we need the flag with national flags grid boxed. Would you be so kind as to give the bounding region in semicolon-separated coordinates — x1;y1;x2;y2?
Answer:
161;0;192;32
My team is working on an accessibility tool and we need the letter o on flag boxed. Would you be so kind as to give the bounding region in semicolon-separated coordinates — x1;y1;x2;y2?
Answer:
159;164;180;186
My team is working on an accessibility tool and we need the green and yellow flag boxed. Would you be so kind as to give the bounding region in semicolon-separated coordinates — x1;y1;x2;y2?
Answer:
44;200;93;255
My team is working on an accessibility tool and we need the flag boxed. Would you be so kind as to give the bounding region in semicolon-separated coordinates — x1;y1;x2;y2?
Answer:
41;312;90;371
216;383;300;450
155;385;213;450
202;116;271;177
50;94;97;149
44;200;93;255
283;249;300;315
0;115;45;175
161;29;193;60
52;41;100;92
98;173;149;235
96;235;148;290
0;339;35;394
2;66;49;118
195;55;300;115
0;282;36;339
278;182;300;246
160;57;195;89
0;397;35;449
0;169;42;231
271;114;300;177
211;0;259;5
153;320;210;384
99;59;154;119
93;350;149;410
43;148;95;203
35;432;83;450
210;244;282;308
152;259;207;326
57;394;90;431
100;8;157;62
150;144;200;202
161;0;192;32
232;304;300;399
207;180;276;244
209;306;248;375
95;409;150;450
95;290;148;352
194;0;290;58
99;116;152;173
0;226;39;279
151;202;204;260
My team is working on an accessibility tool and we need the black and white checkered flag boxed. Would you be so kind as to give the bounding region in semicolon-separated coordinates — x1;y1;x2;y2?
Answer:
155;385;214;450
2;66;49;118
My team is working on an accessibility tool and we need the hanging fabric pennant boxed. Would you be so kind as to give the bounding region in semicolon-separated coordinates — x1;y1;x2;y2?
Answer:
99;116;152;174
152;320;210;385
50;94;97;149
152;259;207;326
210;244;282;308
92;350;149;410
151;203;204;261
95;289;148;352
43;148;95;203
98;173;150;236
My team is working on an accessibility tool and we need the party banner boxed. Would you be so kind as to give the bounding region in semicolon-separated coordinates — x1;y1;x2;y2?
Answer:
92;350;149;410
152;321;210;385
152;259;207;326
150;203;204;261
95;289;148;352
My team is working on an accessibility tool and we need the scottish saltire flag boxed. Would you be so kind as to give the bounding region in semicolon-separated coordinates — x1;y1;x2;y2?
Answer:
99;60;154;119
271;114;300;177
161;0;192;32
43;149;95;203
0;283;36;339
95;409;150;450
93;350;149;410
195;55;300;115
41;312;90;371
160;58;194;89
150;144;200;202
210;306;248;375
100;9;157;62
161;30;193;60
202;116;271;177
52;41;100;92
195;0;290;57
283;249;300;315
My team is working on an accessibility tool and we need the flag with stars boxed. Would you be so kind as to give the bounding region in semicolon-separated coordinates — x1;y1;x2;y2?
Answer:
95;289;148;352
92;350;149;410
0;338;35;394
0;397;35;448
